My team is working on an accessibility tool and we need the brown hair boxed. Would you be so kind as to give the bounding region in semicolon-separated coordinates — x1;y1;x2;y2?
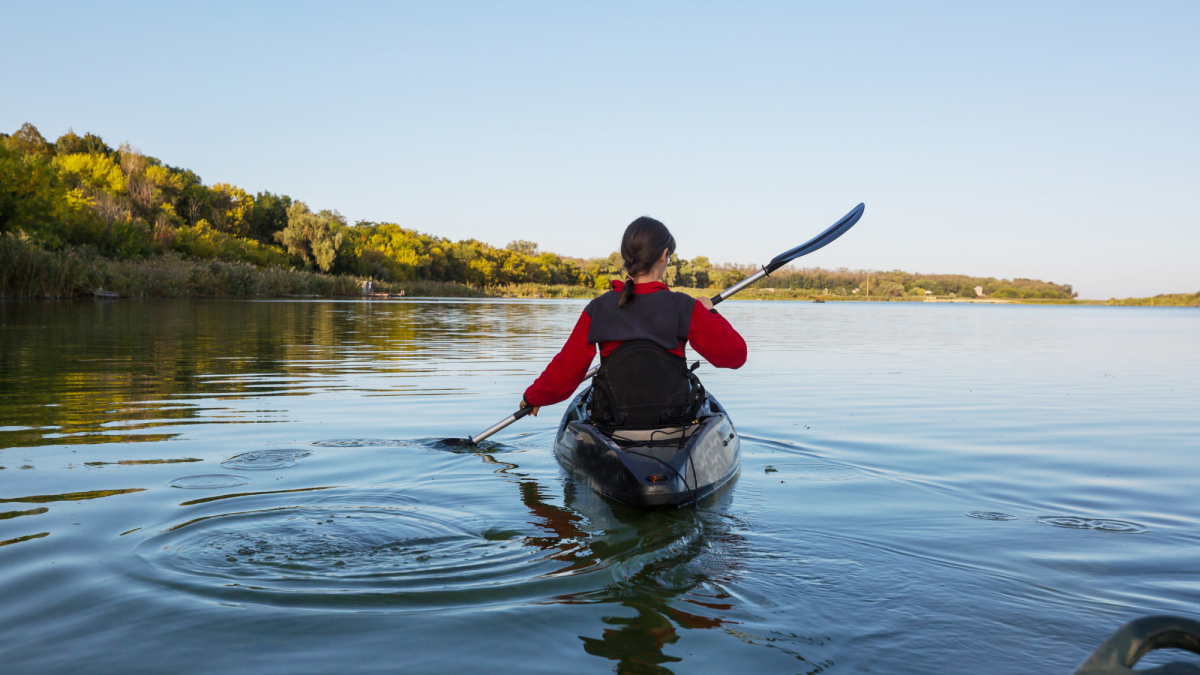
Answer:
618;216;675;308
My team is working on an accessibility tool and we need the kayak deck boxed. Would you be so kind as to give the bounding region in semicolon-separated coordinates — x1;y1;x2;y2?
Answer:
553;387;740;508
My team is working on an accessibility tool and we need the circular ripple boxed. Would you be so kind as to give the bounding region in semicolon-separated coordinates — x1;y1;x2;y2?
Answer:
169;474;249;489
133;493;620;611
222;449;311;471
966;511;1019;521
311;438;417;448
311;438;514;453
1035;516;1148;534
768;463;875;482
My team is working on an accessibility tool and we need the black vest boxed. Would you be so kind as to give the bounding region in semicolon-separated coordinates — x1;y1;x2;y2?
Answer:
585;287;695;351
585;288;704;429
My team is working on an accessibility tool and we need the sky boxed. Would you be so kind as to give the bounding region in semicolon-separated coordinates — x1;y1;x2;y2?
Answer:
2;1;1197;298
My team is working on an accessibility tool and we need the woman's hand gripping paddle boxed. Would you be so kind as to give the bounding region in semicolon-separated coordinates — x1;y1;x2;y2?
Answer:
442;202;865;446
441;366;601;447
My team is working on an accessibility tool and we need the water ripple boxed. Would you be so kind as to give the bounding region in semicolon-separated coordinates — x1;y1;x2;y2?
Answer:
762;462;878;482
133;489;627;611
311;438;516;453
169;475;250;489
311;438;419;448
1034;516;1148;534
222;450;311;471
966;512;1019;521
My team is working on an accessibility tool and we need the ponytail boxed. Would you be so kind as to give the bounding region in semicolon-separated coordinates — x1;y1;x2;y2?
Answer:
618;276;636;308
616;217;676;308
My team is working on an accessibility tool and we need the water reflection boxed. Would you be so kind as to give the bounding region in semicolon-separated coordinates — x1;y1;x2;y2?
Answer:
85;458;202;467
502;459;757;675
0;532;49;547
0;299;573;450
0;507;49;520
0;488;145;504
2;299;1198;674
558;481;746;675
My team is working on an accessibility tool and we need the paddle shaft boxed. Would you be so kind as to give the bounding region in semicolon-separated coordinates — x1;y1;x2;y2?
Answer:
711;268;767;307
467;366;600;444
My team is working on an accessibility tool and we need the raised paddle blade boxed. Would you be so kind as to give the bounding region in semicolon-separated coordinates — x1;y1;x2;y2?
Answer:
764;203;864;275
710;203;864;307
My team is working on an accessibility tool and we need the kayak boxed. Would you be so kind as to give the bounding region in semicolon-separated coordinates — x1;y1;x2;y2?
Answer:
553;386;741;509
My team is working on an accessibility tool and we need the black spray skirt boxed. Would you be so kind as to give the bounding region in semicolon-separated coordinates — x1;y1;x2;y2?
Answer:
553;387;741;509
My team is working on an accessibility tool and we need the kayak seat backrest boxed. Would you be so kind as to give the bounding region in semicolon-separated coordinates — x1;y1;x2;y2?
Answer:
589;340;704;429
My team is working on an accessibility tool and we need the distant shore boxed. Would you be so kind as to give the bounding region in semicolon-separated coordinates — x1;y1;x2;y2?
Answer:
3;237;1194;306
497;285;1198;307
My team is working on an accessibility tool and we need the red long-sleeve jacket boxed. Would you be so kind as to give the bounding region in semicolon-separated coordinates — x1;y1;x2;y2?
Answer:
523;280;747;407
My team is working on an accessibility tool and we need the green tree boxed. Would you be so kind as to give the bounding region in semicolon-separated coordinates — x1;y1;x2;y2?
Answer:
54;129;114;157
689;256;711;288
4;123;53;158
713;269;746;289
275;202;344;271
246;191;293;243
0;144;67;239
506;240;539;256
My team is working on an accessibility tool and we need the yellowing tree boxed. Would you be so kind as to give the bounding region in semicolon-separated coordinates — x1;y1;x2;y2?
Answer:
54;153;126;193
207;183;254;237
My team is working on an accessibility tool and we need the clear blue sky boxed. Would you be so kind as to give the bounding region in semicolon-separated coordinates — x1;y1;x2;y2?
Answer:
3;1;1197;298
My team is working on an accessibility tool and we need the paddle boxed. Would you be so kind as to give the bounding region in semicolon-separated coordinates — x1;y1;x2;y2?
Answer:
711;202;865;306
443;202;865;446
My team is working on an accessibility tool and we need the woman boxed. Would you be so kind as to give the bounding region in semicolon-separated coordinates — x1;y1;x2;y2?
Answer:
520;216;747;428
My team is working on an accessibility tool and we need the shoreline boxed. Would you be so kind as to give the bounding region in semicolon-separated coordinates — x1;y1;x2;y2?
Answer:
3;239;1194;306
5;286;1194;307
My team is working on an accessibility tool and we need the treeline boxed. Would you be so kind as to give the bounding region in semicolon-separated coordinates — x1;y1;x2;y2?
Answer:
0;123;733;292
2;122;1080;300
581;251;748;290
705;264;1077;299
1106;292;1200;307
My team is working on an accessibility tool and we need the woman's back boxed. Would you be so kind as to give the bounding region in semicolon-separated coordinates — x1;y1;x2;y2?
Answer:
520;217;746;425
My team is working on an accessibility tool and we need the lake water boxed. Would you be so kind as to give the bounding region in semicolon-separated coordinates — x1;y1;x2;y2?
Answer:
1;299;1198;674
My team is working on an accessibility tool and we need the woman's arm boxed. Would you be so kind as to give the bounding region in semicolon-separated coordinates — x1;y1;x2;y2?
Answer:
522;310;598;408
687;300;747;368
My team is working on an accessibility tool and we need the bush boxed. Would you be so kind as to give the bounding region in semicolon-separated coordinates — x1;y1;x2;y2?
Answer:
172;221;294;267
0;234;358;298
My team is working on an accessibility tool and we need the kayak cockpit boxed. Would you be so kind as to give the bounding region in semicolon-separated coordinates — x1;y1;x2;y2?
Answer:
553;387;740;509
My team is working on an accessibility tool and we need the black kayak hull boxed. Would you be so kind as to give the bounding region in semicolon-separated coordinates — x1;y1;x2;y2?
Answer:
553;387;741;509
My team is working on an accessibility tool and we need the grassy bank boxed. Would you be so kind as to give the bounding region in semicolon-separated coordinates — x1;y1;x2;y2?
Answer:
7;236;1194;306
489;283;601;299
0;234;482;299
1104;292;1200;307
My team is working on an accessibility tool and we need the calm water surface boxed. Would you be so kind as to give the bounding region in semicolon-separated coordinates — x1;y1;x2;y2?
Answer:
1;299;1198;674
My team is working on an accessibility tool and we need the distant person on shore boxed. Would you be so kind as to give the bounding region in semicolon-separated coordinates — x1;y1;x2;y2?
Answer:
520;217;747;428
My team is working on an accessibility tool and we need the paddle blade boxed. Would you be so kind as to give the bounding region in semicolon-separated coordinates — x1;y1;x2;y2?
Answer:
440;438;476;447
765;203;864;274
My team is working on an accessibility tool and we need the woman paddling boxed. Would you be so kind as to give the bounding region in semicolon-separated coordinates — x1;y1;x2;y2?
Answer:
520;217;747;428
